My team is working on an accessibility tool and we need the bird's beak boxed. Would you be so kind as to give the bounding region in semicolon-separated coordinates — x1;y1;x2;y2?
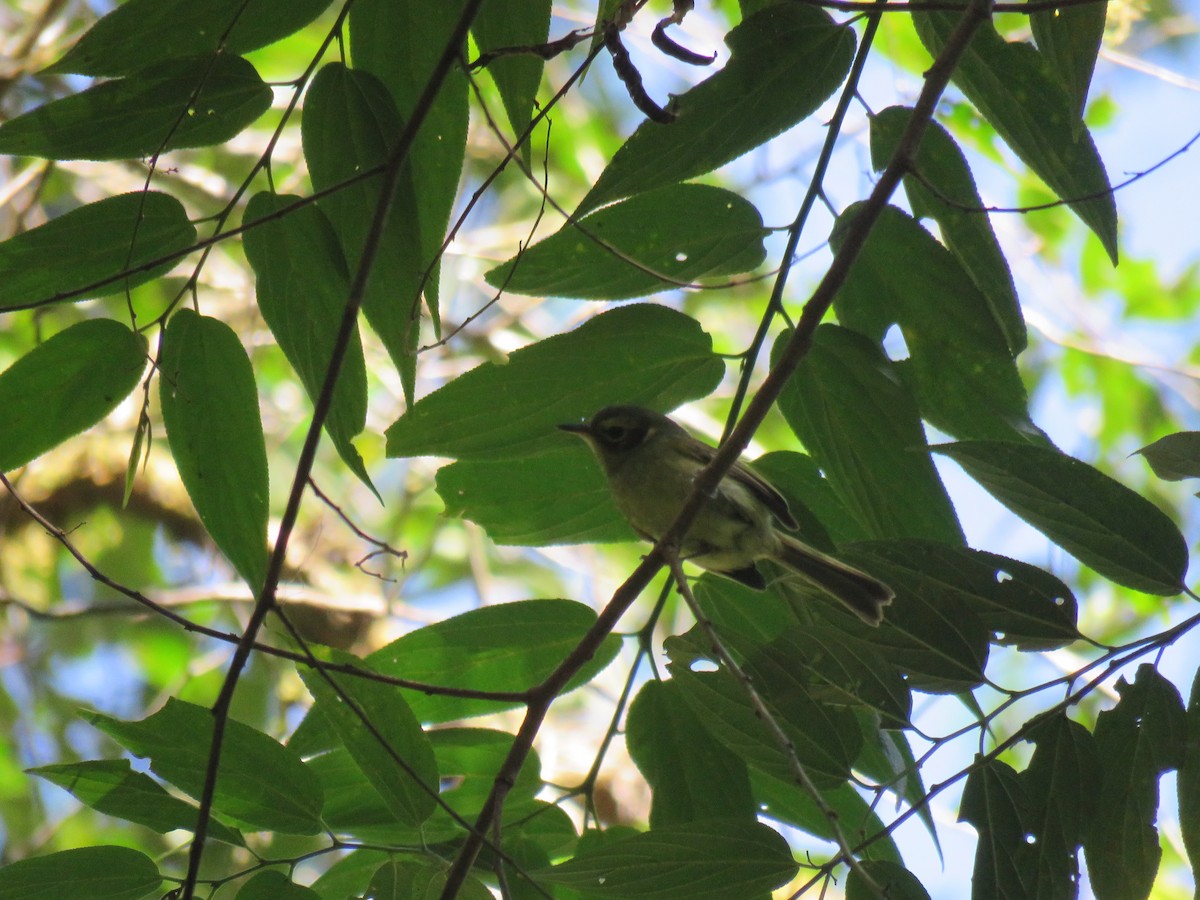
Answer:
557;422;589;435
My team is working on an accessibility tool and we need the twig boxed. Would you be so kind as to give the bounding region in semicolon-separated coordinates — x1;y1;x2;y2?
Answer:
180;4;488;895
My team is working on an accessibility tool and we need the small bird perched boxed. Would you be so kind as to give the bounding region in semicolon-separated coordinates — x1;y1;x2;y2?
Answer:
559;405;894;625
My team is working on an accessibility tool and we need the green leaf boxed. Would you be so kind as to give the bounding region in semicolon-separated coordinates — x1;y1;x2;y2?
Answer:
667;663;858;789
365;859;493;900
578;5;854;214
959;756;1033;900
869;107;1024;354
0;846;161;900
0;318;146;471
472;0;551;148
242;192;376;496
87;697;323;834
858;540;1079;652
49;0;333;76
1017;714;1099;899
840;544;990;693
1135;431;1200;481
1029;0;1106;126
309;850;391;900
236;870;320;900
350;0;470;330
385;303;723;459
301;63;426;401
846;861;932;900
368;600;619;722
290;600;621;759
367;859;494;900
1084;665;1187;900
0;192;196;311
486;184;766;299
626;679;756;827
536;818;798;898
0;54;271;160
300;659;438;828
750;772;902;864
435;447;635;546
912;8;1118;262
760;623;912;727
831;203;1037;442
29;759;243;845
775;324;965;544
430;727;542;813
850;713;939;856
1178;665;1200;888
931;441;1188;595
160;309;269;591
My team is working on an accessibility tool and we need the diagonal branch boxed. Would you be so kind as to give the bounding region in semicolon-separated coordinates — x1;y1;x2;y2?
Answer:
179;3;487;897
439;0;995;895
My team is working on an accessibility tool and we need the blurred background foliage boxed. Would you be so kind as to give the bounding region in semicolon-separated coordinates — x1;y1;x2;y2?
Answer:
0;0;1199;897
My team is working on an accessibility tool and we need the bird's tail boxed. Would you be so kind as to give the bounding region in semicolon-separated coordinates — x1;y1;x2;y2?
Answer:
774;535;894;626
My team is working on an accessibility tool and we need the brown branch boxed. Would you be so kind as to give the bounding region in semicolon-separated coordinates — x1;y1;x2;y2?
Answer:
180;4;488;895
438;0;996;895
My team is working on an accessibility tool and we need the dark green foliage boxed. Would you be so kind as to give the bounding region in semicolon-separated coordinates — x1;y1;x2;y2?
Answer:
0;2;1194;899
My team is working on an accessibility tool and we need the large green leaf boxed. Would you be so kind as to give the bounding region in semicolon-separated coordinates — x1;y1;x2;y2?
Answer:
0;54;271;160
536;818;798;899
0;846;161;900
236;870;321;900
436;447;634;546
666;663;859;789
0;192;195;311
932;441;1188;595
1029;0;1106;127
1178;665;1200;888
48;0;333;76
486;184;765;299
578;5;854;214
1084;665;1186;899
289;600;620;758
626;680;755;827
831;203;1037;442
160;309;269;591
847;861;932;900
751;772;902;864
301;63;426;401
350;0;470;329
0;318;146;471
242;192;375;495
870;107;1025;356
88;697;324;835
856;540;1078;652
1017;714;1099;899
301;659;438;828
385;303;723;459
775;324;964;544
471;0;551;148
29;759;243;845
959;756;1033;900
912;8;1117;261
1135;431;1200;481
840;544;990;693
760;623;912;727
366;860;492;900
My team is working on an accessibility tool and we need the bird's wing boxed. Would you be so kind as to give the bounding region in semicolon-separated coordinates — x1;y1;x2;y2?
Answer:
673;437;799;530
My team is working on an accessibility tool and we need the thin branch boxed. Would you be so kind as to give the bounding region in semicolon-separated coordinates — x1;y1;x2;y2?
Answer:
439;0;995;894
669;561;885;896
181;5;487;894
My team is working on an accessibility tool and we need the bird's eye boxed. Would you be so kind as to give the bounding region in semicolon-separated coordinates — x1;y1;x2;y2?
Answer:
601;425;627;442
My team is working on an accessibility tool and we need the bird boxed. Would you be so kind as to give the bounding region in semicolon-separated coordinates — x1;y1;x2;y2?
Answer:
559;405;894;625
